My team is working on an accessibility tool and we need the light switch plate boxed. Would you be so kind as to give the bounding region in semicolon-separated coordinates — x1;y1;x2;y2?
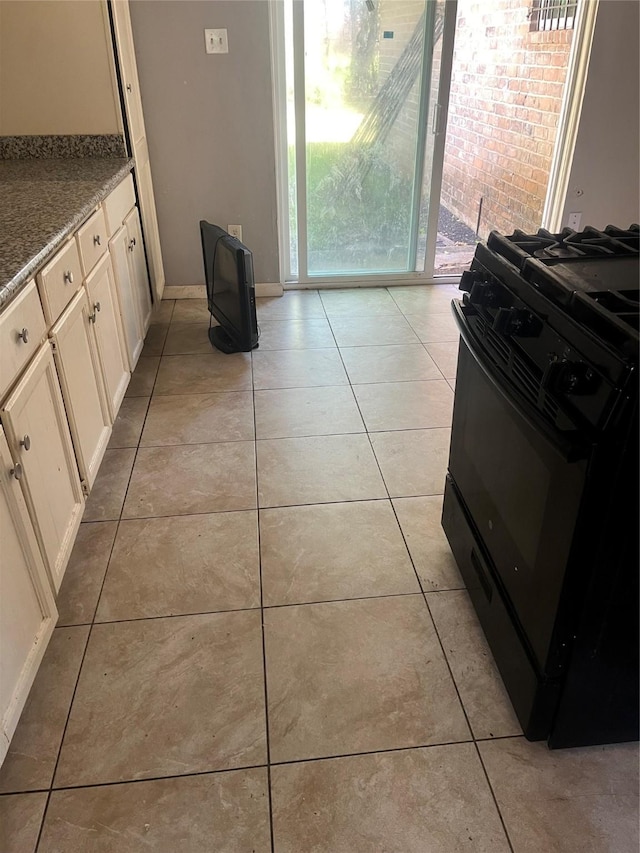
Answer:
205;28;228;54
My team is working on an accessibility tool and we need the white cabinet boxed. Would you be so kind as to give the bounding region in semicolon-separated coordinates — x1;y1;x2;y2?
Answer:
107;189;152;371
0;427;57;762
49;290;111;490
2;343;84;592
111;0;166;302
109;224;144;370
125;206;152;336
85;254;130;421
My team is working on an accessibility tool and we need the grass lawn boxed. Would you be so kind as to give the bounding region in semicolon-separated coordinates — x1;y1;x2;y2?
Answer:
296;141;417;273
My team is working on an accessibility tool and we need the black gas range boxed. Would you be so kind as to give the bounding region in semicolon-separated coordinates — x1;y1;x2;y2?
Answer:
442;224;639;748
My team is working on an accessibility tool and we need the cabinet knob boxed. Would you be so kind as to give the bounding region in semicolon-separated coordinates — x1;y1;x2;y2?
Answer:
93;234;102;247
20;435;31;451
63;270;74;284
128;238;136;252
10;463;23;481
126;83;132;92
88;311;97;324
94;301;101;313
17;327;29;344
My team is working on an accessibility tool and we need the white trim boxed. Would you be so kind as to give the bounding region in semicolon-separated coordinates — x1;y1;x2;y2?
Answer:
542;0;599;231
256;282;285;297
162;285;204;300
284;275;461;291
268;0;289;284
292;0;308;281
163;283;283;300
423;0;458;276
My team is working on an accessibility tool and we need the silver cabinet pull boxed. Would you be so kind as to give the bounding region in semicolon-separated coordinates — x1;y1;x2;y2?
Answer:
17;327;29;344
126;83;132;92
63;270;74;284
10;463;23;480
94;302;101;313
93;234;102;246
128;238;136;252
20;435;31;451
88;311;97;324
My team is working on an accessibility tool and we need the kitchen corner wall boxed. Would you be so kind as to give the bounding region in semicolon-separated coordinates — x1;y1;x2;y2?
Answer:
561;0;640;229
129;0;279;286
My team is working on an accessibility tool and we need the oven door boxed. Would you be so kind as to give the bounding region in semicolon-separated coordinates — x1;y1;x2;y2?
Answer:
448;302;589;675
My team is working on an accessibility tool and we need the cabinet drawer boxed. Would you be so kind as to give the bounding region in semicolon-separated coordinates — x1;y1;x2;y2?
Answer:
37;239;82;325
0;281;47;400
76;208;108;277
103;174;135;237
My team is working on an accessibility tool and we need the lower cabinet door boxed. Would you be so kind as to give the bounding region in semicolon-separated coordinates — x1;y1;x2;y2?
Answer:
85;254;130;421
1;342;84;592
0;426;57;762
109;224;144;370
125;206;152;336
50;289;111;490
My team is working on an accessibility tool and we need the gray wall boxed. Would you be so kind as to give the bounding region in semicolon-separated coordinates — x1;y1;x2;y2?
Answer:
561;0;640;229
129;0;279;286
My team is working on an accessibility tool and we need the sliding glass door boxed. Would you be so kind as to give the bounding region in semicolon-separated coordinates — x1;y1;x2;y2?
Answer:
273;0;457;283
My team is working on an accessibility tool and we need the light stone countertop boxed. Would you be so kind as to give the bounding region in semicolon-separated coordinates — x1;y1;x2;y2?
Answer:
0;157;134;312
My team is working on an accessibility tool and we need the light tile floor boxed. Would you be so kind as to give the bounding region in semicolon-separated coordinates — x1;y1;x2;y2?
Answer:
1;286;638;853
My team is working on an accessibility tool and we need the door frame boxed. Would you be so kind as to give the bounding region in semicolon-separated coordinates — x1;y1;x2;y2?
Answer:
542;0;599;232
269;0;459;288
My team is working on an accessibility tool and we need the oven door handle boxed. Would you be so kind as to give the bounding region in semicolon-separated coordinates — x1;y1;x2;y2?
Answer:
451;301;589;463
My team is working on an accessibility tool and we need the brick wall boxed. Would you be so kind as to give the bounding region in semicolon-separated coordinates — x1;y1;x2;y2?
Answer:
441;0;573;238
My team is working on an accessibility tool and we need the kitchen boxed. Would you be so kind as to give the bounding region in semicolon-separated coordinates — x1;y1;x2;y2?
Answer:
0;3;637;850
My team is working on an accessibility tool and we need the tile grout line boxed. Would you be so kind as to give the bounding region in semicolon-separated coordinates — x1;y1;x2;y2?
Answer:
418;588;516;853
57;588;436;631
251;341;277;853
33;321;166;851
371;287;515;851
1;731;527;799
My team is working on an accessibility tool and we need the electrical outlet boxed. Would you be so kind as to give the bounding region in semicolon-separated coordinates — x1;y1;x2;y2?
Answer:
204;28;228;54
227;224;242;241
567;212;582;231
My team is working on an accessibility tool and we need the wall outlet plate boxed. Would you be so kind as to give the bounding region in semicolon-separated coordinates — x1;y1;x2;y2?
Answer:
227;224;242;241
204;28;228;54
567;212;582;231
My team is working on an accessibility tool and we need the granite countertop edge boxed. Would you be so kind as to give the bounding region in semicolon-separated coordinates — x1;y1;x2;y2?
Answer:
0;157;135;313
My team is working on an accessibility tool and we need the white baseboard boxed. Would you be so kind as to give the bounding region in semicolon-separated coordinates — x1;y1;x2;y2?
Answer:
163;282;284;300
255;282;284;297
162;285;204;300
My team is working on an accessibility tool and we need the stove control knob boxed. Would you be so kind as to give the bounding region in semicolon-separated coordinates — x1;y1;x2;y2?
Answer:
492;307;542;338
544;360;599;396
459;270;476;293
470;281;502;308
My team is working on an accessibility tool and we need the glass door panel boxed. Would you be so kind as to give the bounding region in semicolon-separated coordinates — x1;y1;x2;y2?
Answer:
286;0;452;279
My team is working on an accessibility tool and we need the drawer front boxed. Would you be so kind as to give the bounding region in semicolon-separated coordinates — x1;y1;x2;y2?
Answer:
103;174;135;237
76;208;108;277
37;239;82;326
0;281;47;400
